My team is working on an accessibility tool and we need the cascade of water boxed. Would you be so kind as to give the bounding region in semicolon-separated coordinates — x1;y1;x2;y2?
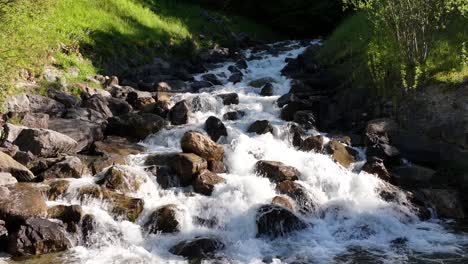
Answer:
49;41;467;264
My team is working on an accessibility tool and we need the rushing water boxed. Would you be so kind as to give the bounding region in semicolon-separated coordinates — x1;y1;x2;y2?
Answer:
20;41;468;263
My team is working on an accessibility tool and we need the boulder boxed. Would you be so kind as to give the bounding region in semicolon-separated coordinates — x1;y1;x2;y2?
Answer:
0;172;17;186
96;166;145;193
325;140;355;168
281;101;314;121
271;195;294;211
300;135;324;153
228;72;243;84
144;204;180;234
126;91;156;110
168;100;189;125
106;113;166;140
362;157;390;182
81;214;96;245
366;143;400;166
256;204;307;238
181;131;224;162
5;94;65;117
63;107;107;124
249;77;275;88
169;237;224;260
0;184;48;223
41;156;88;179
7;218;72;256
13;128;78;158
93;136;146;156
191;81;213;91
365;118;399;146
77;185;144;222
169;153;207;186
48;118;105;152
391;165;436;187
276;181;315;214
47;204;83;224
205;116;227;142
294;110;316;129
217;93;239;105
421;189;465;219
2;123;26;145
0;151;35;182
260;83;274;96
255;161;300;183
223;111;245;121
82;94;113;118
20;113;49;129
47;180;70;200
289;124;305;148
277;93;299;108
201;74;222;86
208;160;226;174
247;120;274;135
48;89;80;108
235;60;248;69
106;97;133;116
192;170;225;196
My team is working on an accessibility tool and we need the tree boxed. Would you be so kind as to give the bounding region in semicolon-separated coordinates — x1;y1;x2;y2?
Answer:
343;0;468;90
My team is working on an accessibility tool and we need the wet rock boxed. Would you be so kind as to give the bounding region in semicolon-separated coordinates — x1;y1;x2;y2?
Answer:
13;127;78;158
325;140;355;168
93;136;146;156
106;113;165;140
41;156;88;180
202;74;222;86
190;95;218;113
366;143;401;166
0;184;48;223
300;135;325;153
247;120;274;135
81;214;96;245
144;204;180;234
48;118;105;152
391;165;436;187
148;166;180;189
255;161;300;183
144;152;177;167
169;153;207;186
365;118;398;146
0;151;35;182
362;157;390;181
205;116;228;142
192;170;225;196
260;83;274;96
294;110;316;129
47;180;70;200
271;195;294;211
168;100;189;125
20;113;49;129
289;124;305;148
276;181;315;214
0;172;17;186
281;101;314;121
47;205;83;224
96;165;144;193
421;189;465;219
228;72;243;84
181;131;224;162
208;160;226;174
0;219;7;239
7;218;72;256
191;81;213;91
217;93;239;105
277;93;299;108
256;204;307;238
249;77;275;88
169;237;225;260
223;111;245;121
235;60;248;69
77;185;144;222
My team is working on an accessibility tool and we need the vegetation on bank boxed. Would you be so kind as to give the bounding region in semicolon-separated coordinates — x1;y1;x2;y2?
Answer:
317;1;468;96
0;0;277;102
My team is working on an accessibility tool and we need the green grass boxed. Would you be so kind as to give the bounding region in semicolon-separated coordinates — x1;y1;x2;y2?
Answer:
316;12;468;96
0;0;277;101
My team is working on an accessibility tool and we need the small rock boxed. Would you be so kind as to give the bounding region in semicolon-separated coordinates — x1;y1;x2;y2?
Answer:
228;72;243;84
205;116;227;142
247;120;274;135
325;140;355;168
181;131;224;162
256;204;307;238
223;111;245;121
366;143;400;165
93;136;146;156
271;195;294;211
391;165;436;187
168;100;189;125
126;91;155;110
47;180;70;200
82;94;113;118
48;118;105;153
217;93;239;105
191;81;213;91
260;83;274;96
169;153;207;186
365;118;398;146
235;60;248;69
300;136;325;153
144;204;180;234
81;214;96;245
255;161;300;183
277;93;298;108
192;170;225;196
169;237;225;260
421;189;465;219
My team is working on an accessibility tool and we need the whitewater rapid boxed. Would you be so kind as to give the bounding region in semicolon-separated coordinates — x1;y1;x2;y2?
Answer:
52;41;467;263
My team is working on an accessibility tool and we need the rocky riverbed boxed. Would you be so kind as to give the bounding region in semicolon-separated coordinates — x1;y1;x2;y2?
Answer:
0;40;467;263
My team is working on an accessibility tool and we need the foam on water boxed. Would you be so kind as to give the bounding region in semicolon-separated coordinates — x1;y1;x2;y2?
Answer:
41;40;468;264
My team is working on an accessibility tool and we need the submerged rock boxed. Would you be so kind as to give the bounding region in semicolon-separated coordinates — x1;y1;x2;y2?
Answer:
247;120;274;135
144;204;180;234
255;160;300;183
249;77;275;88
260;83;274;96
256;204;308;238
169;237;225;260
223;111;245;121
181;131;224;162
217;93;239;105
276;180;316;214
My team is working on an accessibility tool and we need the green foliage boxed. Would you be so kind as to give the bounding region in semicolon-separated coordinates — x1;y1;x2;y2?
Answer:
341;0;468;90
0;0;276;104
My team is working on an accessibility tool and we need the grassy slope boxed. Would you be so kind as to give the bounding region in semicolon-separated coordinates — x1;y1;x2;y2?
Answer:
316;13;468;96
0;0;277;99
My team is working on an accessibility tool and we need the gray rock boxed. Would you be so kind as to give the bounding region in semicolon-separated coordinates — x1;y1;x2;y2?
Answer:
0;152;35;182
20;113;49;129
169;153;207;186
0;172;17;186
0;184;48;223
48;118;105;152
13;127;78;158
41;156;88;179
